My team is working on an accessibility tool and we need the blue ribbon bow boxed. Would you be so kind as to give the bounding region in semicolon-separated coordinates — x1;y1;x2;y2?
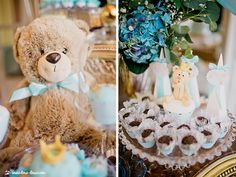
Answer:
208;63;230;71
181;55;199;64
10;73;89;102
157;58;167;64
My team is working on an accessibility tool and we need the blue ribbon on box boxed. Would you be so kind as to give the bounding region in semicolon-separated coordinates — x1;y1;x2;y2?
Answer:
208;63;230;71
10;73;89;102
181;55;199;64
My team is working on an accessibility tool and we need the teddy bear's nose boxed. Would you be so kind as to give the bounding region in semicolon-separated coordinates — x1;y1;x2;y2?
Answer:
46;53;61;64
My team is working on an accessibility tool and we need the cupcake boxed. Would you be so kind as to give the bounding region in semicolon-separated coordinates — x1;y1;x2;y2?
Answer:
140;101;160;118
123;116;143;138
157;114;175;129
215;121;230;138
201;124;220;149
178;129;204;156
193;110;211;129
119;107;135;122
123;99;139;108
176;124;191;131
155;128;176;156
136;119;157;148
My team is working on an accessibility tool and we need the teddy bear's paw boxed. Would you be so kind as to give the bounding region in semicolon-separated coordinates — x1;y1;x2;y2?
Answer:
0;147;23;173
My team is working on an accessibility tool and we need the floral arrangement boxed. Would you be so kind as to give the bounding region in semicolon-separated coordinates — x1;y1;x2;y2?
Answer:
119;0;221;74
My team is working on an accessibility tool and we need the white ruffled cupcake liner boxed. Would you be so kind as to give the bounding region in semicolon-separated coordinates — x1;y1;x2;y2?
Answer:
215;120;231;138
177;129;205;156
155;127;176;156
192;109;214;129
200;124;220;149
157;114;176;129
123;116;143;139
136;119;158;148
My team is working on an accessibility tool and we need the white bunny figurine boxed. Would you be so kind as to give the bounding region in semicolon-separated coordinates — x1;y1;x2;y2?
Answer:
206;54;229;120
181;55;200;108
154;48;172;104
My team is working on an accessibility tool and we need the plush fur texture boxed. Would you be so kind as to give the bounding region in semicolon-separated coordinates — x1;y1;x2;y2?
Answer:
0;16;115;166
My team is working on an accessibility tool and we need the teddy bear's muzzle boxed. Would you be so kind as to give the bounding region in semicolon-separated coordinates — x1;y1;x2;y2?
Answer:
38;51;72;83
46;52;61;64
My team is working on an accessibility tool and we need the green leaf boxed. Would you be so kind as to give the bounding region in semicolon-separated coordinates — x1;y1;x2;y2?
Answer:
184;48;194;58
164;47;171;62
123;57;149;74
174;0;181;10
183;0;208;10
170;52;180;65
184;33;193;43
190;1;220;31
204;1;220;22
172;24;190;34
209;21;217;31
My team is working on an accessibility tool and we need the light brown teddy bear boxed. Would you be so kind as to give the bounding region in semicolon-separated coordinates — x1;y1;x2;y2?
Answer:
0;16;115;164
172;62;192;106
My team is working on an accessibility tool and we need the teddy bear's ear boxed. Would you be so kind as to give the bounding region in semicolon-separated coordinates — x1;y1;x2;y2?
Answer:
13;26;25;63
73;20;90;34
173;66;179;71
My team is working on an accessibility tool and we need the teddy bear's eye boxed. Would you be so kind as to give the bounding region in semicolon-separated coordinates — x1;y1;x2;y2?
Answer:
40;48;44;55
62;48;68;54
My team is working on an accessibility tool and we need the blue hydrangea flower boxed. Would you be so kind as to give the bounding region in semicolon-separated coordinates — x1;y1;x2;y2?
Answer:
119;2;171;64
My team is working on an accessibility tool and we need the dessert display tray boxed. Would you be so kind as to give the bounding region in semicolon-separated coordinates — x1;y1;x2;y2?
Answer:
119;112;236;169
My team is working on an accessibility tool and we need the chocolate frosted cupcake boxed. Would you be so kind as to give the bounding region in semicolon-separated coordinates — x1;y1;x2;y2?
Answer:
157;114;175;129
215;120;230;138
119;107;135;122
123;99;139;108
136;119;157;148
155;128;176;156
177;124;191;131
201;124;220;149
123;116;143;139
134;99;160;118
178;129;204;156
193;110;211;129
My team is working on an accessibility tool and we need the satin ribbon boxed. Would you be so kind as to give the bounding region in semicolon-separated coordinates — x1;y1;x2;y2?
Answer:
209;63;230;71
10;73;89;102
181;55;199;64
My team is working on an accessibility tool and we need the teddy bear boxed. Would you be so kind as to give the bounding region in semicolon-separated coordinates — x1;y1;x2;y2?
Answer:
172;62;192;106
0;15;115;165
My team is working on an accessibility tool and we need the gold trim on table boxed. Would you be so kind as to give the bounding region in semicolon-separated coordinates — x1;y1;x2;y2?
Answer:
90;44;116;59
195;153;236;177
